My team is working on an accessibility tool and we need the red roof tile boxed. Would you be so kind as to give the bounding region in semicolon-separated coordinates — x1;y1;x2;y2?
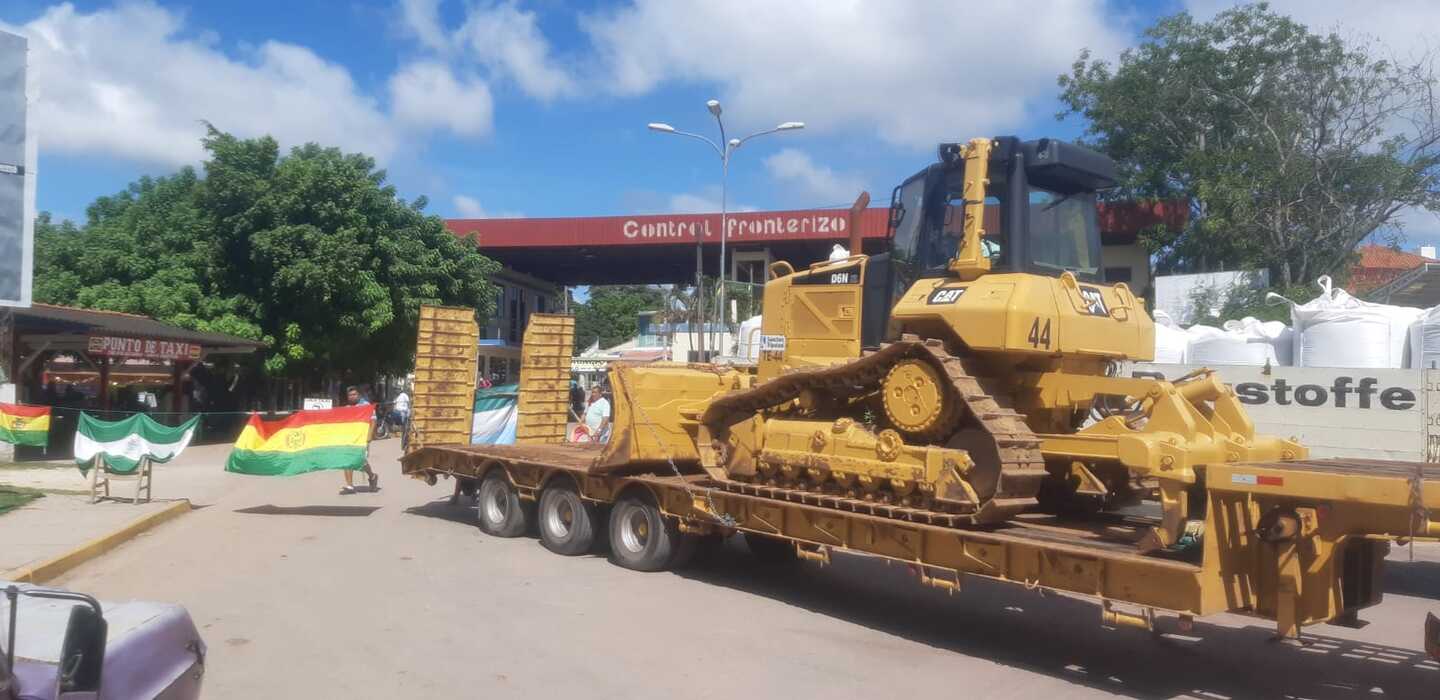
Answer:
1356;244;1429;270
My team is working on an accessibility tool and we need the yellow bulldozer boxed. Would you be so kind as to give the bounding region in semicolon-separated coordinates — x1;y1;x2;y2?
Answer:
595;136;1305;553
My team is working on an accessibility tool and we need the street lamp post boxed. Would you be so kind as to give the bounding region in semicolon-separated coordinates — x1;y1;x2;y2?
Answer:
648;104;803;358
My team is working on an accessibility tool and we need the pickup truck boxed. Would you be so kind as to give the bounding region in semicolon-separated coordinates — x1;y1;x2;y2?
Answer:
0;581;205;699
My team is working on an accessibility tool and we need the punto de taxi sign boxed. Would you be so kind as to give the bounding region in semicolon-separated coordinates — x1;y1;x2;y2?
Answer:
87;335;203;361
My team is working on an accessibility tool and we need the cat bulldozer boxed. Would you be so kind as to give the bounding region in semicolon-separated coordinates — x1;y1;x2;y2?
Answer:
597;136;1306;550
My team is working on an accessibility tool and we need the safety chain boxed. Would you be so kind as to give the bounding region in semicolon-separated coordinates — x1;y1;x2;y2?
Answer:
612;368;736;528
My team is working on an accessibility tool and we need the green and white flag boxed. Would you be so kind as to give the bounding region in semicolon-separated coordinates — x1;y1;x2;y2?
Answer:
75;413;200;474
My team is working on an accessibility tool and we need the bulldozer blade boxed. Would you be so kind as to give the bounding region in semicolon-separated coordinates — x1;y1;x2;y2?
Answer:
1426;612;1440;661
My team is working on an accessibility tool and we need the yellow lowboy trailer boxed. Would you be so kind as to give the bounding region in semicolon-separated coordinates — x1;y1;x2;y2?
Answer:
401;311;1440;656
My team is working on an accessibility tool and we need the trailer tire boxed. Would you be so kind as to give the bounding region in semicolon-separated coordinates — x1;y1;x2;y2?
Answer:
478;470;531;537
608;495;678;572
744;533;796;564
538;482;598;555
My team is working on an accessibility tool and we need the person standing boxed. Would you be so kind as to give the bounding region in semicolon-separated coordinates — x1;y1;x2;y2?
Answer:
341;385;379;494
582;385;611;443
391;385;412;449
390;386;411;428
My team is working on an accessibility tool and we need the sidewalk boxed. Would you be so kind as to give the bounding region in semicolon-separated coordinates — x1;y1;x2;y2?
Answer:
0;442;239;576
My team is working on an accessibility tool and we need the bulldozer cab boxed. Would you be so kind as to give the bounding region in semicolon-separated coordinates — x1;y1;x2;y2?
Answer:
887;136;1117;294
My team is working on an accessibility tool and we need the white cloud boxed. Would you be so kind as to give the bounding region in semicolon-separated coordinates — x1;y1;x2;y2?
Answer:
389;61;493;136
666;186;757;214
453;194;486;217
4;2;399;165
399;0;575;100
451;194;523;218
2;2;504;169
398;0;450;53
667;192;719;213
582;1;1129;149
764;148;866;205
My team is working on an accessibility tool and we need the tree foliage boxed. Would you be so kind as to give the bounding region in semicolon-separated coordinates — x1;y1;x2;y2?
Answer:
572;286;664;351
1059;3;1440;286
35;127;500;378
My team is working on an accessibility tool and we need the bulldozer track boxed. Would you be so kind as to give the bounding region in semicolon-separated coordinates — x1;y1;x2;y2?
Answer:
700;337;1046;523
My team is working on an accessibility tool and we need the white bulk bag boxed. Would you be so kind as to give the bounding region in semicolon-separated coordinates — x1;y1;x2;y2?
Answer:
1221;317;1294;366
1185;324;1279;366
1408;306;1440;369
1151;310;1188;364
1275;276;1421;369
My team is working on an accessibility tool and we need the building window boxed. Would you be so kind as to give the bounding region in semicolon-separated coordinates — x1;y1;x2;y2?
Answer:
1104;266;1133;283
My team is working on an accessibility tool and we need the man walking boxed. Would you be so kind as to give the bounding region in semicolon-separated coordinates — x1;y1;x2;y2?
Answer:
341;385;380;494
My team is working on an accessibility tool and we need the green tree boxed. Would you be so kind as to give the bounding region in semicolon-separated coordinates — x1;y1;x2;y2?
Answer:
1059;3;1440;285
34;127;500;381
572;286;665;351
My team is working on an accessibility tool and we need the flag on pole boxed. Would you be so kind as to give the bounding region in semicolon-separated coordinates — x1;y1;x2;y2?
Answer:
0;403;50;447
74;412;199;474
225;405;373;476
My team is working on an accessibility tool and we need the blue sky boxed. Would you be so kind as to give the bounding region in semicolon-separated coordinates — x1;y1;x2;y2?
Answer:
4;0;1438;246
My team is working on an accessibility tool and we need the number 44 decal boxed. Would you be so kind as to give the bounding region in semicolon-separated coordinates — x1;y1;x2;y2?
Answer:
1027;318;1052;349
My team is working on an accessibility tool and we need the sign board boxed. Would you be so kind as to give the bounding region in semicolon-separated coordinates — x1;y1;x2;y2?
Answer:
1134;363;1426;461
0;31;33;308
87;335;203;361
447;208;889;249
759;335;787;352
444;201;1179;251
302;397;333;411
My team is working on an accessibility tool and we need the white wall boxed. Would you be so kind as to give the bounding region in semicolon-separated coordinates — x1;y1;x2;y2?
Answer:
668;331;739;360
1103;243;1151;293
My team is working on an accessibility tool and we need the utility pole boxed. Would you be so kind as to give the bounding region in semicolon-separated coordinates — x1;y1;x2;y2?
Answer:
648;106;803;358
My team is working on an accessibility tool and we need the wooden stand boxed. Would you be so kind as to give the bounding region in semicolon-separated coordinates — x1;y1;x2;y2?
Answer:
87;455;152;504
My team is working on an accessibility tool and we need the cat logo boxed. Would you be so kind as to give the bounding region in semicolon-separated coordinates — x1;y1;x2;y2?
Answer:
927;287;967;305
1078;286;1109;317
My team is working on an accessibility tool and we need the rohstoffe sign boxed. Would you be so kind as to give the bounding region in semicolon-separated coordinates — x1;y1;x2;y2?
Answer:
1133;363;1426;462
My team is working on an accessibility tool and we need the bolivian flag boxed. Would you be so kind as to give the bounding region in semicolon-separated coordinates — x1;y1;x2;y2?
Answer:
0;403;51;447
225;405;373;476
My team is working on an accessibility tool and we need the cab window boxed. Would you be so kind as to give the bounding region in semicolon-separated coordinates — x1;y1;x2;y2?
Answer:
1028;188;1101;279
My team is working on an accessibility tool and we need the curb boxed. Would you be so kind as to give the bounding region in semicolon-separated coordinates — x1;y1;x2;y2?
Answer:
2;499;192;584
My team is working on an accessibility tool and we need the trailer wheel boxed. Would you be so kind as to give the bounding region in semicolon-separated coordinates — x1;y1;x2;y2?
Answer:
478;470;531;537
538;482;598;555
608;495;678;572
744;533;796;564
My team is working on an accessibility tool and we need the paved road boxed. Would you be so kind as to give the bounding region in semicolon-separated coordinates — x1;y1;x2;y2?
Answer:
56;439;1440;699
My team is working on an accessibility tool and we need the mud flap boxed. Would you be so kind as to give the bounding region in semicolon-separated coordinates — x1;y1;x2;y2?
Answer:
1426;612;1440;661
